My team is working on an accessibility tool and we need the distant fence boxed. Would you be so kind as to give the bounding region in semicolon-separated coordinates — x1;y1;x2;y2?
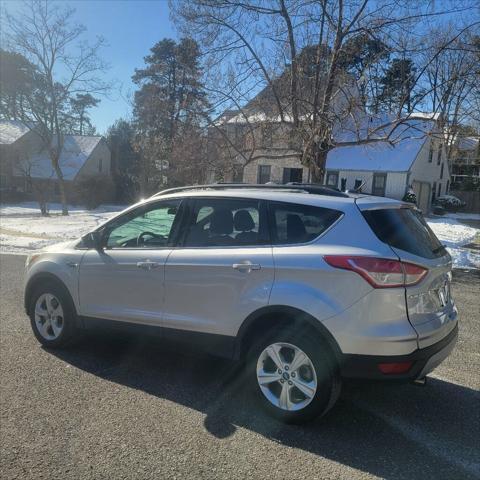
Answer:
450;190;480;213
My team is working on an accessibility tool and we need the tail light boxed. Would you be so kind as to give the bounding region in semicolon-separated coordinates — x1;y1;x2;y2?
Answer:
324;256;427;288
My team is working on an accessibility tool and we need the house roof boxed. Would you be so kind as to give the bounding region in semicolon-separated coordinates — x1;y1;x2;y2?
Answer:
15;135;103;180
326;114;438;173
457;136;479;151
0;120;30;144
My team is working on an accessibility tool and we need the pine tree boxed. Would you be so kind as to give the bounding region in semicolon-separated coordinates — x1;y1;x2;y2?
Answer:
378;58;417;113
132;38;208;189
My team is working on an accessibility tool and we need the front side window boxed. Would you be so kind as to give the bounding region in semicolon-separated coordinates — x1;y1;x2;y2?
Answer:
104;200;181;248
184;198;267;247
269;201;342;245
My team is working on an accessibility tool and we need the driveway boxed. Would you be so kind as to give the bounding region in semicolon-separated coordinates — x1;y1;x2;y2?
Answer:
1;254;479;480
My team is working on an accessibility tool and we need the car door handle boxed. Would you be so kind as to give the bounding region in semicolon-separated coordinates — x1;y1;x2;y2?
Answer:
136;261;160;271
232;262;261;272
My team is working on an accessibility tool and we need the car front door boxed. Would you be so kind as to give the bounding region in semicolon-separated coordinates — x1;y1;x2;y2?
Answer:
163;197;275;338
78;198;184;326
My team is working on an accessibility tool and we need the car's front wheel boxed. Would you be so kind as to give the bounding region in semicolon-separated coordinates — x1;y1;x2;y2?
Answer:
248;329;341;423
28;281;79;348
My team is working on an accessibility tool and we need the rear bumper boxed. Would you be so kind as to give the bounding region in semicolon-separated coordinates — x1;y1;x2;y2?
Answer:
340;324;458;381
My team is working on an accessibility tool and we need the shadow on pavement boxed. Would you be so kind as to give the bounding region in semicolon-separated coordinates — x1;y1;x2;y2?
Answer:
49;333;480;480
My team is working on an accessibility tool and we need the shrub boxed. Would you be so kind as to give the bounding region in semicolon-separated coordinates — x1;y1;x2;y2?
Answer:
74;175;115;210
402;188;417;205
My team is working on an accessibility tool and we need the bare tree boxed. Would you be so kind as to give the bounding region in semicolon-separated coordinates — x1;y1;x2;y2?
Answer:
171;0;480;182
14;154;54;216
2;0;109;214
421;29;480;165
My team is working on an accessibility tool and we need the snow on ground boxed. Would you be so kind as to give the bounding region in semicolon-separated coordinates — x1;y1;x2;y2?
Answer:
426;216;479;269
0;202;479;269
0;203;124;254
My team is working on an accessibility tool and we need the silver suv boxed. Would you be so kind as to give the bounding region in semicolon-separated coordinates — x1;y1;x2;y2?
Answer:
24;184;458;423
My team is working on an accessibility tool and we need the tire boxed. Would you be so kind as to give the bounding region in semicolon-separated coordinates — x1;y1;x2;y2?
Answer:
247;327;341;423
28;280;80;348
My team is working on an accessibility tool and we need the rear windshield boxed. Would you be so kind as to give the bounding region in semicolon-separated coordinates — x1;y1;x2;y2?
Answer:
362;208;446;259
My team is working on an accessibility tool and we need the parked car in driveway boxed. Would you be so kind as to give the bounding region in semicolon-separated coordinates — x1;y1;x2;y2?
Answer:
24;184;458;423
433;194;467;212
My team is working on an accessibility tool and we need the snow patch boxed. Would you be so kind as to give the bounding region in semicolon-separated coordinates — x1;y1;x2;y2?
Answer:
0;203;124;255
426;216;479;269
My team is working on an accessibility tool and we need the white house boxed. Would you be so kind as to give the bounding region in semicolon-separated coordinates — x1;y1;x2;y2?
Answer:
0;120;112;201
325;115;450;213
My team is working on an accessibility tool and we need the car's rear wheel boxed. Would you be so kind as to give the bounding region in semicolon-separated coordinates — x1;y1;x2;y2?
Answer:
248;329;341;423
29;281;79;348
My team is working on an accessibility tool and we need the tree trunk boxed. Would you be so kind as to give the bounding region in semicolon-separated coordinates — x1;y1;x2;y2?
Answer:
310;151;327;184
52;162;68;215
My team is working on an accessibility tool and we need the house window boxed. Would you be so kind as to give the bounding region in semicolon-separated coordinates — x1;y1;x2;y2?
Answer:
282;168;303;184
99;157;103;173
326;171;339;188
372;173;387;196
440;163;444;180
257;165;271;184
438;183;442;197
446;180;450;193
262;125;274;148
0;174;7;188
437;144;442;165
428;143;434;163
431;182;437;203
232;164;243;183
54;182;60;195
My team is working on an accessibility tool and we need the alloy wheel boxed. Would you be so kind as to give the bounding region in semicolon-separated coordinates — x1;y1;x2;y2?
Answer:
34;293;64;340
256;342;317;411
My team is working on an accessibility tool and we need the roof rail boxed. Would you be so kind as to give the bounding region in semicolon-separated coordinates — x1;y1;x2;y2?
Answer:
151;183;350;198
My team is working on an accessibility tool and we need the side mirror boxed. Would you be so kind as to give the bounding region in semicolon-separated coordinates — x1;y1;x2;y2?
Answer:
82;231;104;251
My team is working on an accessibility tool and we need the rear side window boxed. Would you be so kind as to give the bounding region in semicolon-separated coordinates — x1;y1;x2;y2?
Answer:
183;198;268;247
362;208;446;259
269;202;342;245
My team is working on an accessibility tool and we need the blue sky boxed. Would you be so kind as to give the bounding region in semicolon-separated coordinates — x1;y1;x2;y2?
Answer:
66;0;177;134
4;0;177;134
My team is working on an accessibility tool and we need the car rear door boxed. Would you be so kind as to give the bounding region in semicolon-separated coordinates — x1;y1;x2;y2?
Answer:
163;196;274;338
360;203;458;348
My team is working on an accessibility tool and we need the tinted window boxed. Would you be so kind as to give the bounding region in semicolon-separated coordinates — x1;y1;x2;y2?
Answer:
184;198;267;247
104;200;181;248
269;202;342;245
362;208;446;259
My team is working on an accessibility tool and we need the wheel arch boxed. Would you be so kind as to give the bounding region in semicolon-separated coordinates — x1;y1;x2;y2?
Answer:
234;305;342;362
24;272;78;321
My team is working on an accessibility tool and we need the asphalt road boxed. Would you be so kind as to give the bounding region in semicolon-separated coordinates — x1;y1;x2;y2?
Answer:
1;254;479;480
